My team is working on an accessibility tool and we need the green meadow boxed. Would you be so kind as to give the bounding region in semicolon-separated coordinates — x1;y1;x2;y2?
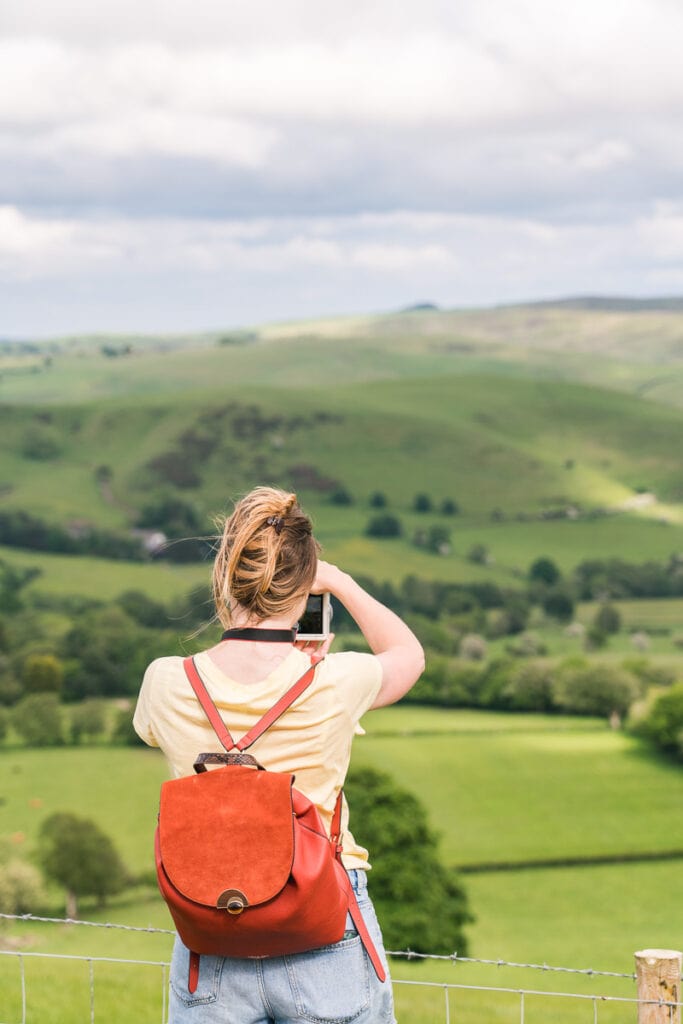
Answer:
1;707;679;1022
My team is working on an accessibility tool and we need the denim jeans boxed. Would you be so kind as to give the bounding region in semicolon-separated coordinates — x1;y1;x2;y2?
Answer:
168;870;396;1024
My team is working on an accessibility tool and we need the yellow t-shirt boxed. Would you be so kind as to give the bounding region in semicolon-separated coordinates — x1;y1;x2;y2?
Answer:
133;647;383;871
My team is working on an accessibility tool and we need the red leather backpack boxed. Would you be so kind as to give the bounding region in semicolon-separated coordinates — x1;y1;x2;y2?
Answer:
155;654;385;992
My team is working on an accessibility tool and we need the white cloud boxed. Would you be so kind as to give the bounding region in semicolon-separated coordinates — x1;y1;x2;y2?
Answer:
2;0;683;332
636;203;683;261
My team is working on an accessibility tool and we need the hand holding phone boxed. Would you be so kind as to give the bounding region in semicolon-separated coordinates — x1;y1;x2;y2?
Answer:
296;592;333;641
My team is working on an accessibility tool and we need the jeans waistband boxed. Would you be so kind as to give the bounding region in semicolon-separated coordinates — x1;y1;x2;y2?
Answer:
347;869;368;896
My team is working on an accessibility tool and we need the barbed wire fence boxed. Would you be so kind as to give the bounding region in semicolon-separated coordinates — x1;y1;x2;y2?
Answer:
0;914;680;1024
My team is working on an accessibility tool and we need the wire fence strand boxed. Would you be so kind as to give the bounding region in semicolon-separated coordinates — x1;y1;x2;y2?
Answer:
2;913;661;979
2;914;682;1024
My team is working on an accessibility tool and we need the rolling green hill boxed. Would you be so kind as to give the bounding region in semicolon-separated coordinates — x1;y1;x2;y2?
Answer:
1;301;682;592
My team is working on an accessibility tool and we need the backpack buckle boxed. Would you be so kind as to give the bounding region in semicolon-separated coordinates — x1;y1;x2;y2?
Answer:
217;889;249;915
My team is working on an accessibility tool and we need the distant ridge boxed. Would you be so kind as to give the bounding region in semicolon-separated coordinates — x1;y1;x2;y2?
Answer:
512;295;683;313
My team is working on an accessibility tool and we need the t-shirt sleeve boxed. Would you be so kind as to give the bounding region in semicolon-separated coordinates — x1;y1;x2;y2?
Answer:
132;660;161;747
327;651;383;726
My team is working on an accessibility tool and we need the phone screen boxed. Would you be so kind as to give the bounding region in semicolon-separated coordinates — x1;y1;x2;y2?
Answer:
298;594;324;636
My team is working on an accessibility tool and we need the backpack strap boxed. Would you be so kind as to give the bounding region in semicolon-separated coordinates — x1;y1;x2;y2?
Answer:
347;889;387;983
183;655;321;754
329;789;386;983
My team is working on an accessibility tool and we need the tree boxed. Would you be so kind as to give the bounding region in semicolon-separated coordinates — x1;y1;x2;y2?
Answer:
110;706;145;746
70;700;108;744
542;587;575;623
365;514;402;539
0;559;41;614
413;493;433;513
0;656;21;706
37;813;128;917
529;557;561;586
369;491;387;508
116;590;169;629
414;525;451;555
593;602;621;635
459;633;488;661
440;498;460;516
136;496;202;538
636;683;683;759
467;543;489;565
61;605;171;699
11;693;64;746
553;663;640;719
503;660;555;711
22;653;64;695
328;486;353;506
344;766;472;954
20;424;63;461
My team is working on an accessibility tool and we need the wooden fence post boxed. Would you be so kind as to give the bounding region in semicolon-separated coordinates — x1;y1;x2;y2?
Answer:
635;949;681;1024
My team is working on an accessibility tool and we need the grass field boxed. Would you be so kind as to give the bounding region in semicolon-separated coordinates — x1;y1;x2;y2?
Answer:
1;707;681;1022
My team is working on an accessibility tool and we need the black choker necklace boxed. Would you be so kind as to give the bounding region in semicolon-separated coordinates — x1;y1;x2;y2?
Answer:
221;627;297;643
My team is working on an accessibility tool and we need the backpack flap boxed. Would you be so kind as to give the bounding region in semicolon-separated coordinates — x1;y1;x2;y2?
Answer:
158;765;296;910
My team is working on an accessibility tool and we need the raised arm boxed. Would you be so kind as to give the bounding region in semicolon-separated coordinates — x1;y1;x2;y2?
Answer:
313;561;425;708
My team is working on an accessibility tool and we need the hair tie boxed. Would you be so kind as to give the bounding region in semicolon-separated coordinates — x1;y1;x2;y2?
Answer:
266;515;284;534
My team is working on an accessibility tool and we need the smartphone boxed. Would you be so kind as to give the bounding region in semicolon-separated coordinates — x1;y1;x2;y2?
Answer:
297;593;332;641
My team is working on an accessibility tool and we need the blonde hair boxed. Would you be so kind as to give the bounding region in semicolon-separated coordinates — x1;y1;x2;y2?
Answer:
212;486;319;629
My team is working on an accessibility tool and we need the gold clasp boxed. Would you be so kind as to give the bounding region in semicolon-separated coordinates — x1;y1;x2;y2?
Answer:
217;888;248;915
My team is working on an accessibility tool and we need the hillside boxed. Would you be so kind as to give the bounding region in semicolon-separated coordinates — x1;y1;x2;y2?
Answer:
1;300;682;590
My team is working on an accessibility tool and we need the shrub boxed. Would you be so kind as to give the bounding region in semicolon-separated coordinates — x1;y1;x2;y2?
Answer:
0;860;47;914
369;491;387;508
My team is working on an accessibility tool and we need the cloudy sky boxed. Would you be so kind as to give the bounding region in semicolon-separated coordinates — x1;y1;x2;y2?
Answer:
2;0;683;337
